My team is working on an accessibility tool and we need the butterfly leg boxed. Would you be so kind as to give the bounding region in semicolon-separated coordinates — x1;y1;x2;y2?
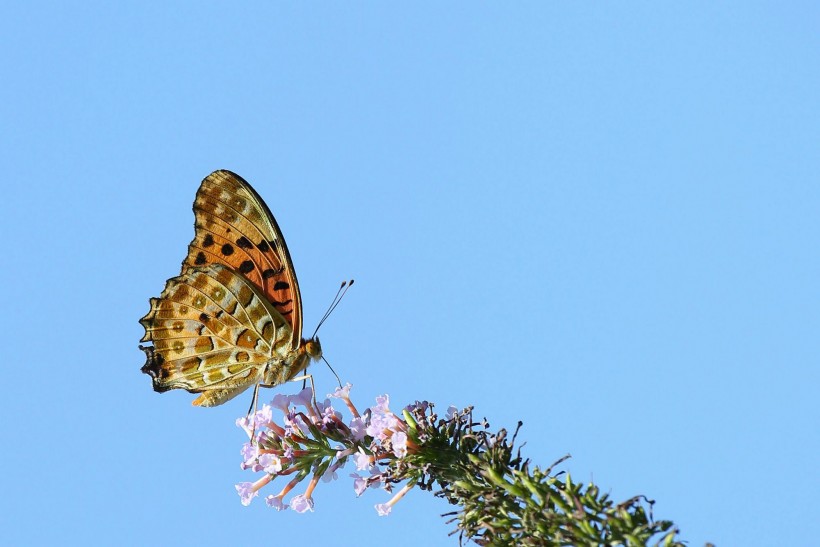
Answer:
248;383;261;441
247;383;261;419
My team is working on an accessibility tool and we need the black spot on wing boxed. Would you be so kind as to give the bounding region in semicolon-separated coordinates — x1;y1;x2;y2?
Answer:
236;236;253;249
221;243;234;256
202;234;214;247
194;252;207;265
239;260;255;274
273;281;289;291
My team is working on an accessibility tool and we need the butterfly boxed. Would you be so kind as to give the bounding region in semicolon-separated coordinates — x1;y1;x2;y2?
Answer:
139;170;322;407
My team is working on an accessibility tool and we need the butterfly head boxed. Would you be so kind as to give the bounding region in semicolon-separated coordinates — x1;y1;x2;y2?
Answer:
304;337;322;360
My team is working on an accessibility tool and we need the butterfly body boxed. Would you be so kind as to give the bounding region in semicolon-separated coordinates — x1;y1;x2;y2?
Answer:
140;170;316;407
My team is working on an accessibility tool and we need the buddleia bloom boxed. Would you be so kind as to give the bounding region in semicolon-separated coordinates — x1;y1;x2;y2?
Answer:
235;384;684;546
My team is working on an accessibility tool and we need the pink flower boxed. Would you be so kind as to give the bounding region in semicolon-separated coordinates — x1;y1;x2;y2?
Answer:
351;473;369;496
258;453;282;474
270;393;290;413
349;416;366;441
375;503;392;516
329;383;352;399
265;495;287;511
320;402;340;425
351;472;382;496
290;494;314;513
240;442;259;469
374;394;390;412
253;404;273;428
236;415;253;438
236;386;421;515
391;431;408;458
235;482;258;506
290;387;314;409
366;405;399;441
354;450;373;471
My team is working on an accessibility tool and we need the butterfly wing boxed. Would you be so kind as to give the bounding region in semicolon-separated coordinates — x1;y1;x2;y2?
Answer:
139;263;295;406
182;170;303;345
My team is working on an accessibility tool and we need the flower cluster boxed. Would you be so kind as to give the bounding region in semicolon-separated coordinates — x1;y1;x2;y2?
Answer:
233;384;685;545
235;384;435;514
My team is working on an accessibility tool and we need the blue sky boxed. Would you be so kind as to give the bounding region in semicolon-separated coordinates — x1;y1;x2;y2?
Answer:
1;3;817;546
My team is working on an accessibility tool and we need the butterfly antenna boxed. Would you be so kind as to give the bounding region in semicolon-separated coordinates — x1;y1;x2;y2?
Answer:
322;356;343;388
311;279;354;338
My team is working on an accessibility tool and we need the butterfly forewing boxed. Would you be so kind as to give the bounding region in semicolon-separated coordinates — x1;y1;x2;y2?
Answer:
182;170;303;343
140;263;294;406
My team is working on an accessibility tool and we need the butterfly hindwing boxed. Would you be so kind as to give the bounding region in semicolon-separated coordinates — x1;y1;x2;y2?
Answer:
140;263;294;406
182;170;303;344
